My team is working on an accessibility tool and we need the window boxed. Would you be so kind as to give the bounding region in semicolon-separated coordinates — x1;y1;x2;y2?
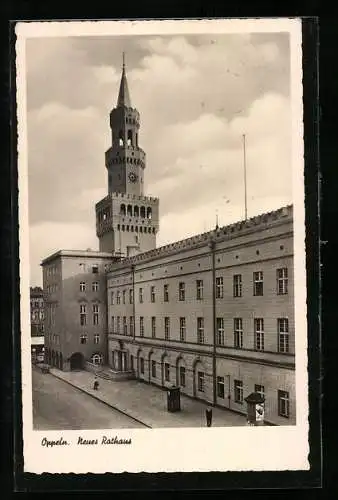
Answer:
163;284;169;302
179;282;185;301
80;281;86;292
140;317;144;337
217;376;225;398
116;291;121;304
216;317;225;345
92;265;99;274
123;316;127;335
93;304;99;326
129;288;133;304
164;362;170;382
278;318;289;353
150;286;155;303
92;353;103;365
216;277;224;299
253;271;264;296
80;334;87;345
197;317;204;344
196;279;203;300
254;318;264;351
151;360;156;378
179;317;186;342
197;371;205;392
122;290;126;304
255;384;265;399
234;318;243;348
278;390;290;418
164;317;170;340
94;334;100;344
80;305;87;326
111;316;114;332
233;274;242;297
277;268;288;295
179;366;186;387
111;291;114;305
234;380;243;403
140;357;144;374
92;281;99;292
139;288;143;303
129;316;134;336
116;316;120;334
151;317;156;338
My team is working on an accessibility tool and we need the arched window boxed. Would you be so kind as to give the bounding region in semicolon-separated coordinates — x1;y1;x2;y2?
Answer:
148;227;152;233
122;225;125;231
127;129;132;147
92;353;103;365
126;225;129;232
127;204;132;216
147;207;152;219
120;204;126;215
131;226;134;232
135;226;138;232
152;227;156;234
140;206;146;218
140;226;143;233
117;224;120;230
134;206;139;217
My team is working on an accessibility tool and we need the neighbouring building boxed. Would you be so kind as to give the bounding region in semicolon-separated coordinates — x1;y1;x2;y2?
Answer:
30;286;45;361
41;57;295;425
42;250;113;371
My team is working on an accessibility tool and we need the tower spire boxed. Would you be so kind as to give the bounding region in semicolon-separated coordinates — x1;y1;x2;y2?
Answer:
117;52;131;108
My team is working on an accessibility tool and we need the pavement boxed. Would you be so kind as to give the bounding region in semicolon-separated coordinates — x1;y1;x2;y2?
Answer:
32;368;142;430
49;367;248;428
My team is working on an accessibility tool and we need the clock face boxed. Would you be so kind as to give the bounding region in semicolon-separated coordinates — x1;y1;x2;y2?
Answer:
128;172;138;183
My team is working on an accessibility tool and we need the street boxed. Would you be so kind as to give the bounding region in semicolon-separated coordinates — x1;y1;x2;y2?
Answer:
32;368;143;430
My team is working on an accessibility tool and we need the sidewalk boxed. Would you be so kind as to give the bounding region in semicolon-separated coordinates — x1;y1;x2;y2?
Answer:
50;368;247;428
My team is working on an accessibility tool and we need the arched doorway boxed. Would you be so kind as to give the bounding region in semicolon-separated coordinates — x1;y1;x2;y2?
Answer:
59;352;63;370
193;360;206;398
176;356;186;390
70;352;85;371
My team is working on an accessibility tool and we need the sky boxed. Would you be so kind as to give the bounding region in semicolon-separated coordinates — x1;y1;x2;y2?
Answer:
25;31;292;287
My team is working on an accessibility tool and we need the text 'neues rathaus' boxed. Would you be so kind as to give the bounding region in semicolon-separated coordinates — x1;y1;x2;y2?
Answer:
42;58;295;426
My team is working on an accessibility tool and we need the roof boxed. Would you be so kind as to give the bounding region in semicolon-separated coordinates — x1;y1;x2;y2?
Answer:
107;204;293;272
41;249;114;266
117;54;131;108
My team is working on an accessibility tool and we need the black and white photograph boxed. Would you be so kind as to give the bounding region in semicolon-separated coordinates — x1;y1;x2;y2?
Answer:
17;18;308;474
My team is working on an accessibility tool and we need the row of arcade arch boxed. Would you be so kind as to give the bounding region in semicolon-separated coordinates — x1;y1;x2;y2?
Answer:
120;204;152;219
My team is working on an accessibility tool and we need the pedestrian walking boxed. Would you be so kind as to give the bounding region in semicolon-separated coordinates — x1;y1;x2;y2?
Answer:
205;406;213;427
93;376;99;390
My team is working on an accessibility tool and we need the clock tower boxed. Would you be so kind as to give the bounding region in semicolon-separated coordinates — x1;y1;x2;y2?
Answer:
95;55;160;257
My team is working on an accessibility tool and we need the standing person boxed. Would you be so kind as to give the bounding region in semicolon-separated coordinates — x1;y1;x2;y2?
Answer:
205;406;213;427
93;376;99;390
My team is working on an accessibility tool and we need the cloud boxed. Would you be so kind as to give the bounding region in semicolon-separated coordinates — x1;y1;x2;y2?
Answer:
29;222;98;286
24;32;292;286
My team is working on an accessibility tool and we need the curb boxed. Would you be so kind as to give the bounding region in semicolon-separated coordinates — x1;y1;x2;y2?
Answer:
50;371;152;429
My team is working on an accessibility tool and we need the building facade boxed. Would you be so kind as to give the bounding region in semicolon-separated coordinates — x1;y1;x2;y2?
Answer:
42;250;113;371
40;58;296;425
30;286;45;361
106;206;295;426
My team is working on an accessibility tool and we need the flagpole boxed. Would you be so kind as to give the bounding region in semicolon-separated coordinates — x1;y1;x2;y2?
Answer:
243;134;248;220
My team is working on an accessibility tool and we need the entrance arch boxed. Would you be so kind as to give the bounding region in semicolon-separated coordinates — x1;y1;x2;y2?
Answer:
70;352;85;371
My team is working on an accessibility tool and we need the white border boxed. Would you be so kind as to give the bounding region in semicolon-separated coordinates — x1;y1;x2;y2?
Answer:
17;18;309;474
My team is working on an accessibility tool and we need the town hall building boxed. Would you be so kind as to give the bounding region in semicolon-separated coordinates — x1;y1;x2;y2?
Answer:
42;58;295;426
